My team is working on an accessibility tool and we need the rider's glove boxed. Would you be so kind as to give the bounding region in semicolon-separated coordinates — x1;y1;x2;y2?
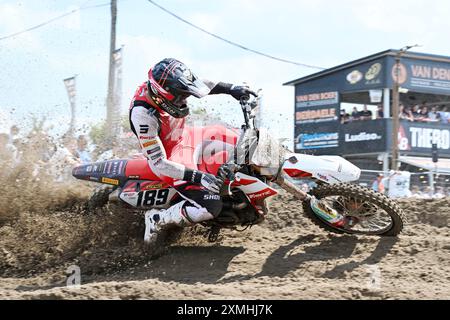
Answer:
184;169;224;194
200;172;224;194
230;85;257;101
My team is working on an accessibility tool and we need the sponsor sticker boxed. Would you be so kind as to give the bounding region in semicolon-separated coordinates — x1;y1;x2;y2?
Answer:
347;70;363;84
365;63;382;81
151;153;163;161
248;189;276;200
296;132;339;149
143;140;158;148
203;194;221;201
345;132;382;142
140;125;149;134
296;91;339;108
392;63;408;85
296;108;337;123
121;192;137;198
102;177;119;185
142;183;164;190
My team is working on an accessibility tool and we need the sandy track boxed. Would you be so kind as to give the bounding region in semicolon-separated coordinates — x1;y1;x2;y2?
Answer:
1;192;449;300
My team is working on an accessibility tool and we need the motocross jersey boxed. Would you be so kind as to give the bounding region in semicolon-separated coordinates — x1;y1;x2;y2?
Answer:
129;82;190;183
129;79;240;185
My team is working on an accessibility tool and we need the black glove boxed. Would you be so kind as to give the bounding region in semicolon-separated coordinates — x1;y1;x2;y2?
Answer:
230;85;257;101
200;172;225;194
184;169;225;194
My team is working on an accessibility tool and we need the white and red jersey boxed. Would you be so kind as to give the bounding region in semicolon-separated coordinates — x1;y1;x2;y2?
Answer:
129;81;239;186
130;82;186;155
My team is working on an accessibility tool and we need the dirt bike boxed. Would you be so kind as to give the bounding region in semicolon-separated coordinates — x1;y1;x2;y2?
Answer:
73;96;405;244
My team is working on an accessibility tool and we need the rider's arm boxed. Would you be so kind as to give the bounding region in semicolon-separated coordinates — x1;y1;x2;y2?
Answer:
202;80;233;95
136;111;221;192
134;111;186;181
203;80;257;100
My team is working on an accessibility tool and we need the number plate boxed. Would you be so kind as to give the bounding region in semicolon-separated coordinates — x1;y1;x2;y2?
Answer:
119;188;177;208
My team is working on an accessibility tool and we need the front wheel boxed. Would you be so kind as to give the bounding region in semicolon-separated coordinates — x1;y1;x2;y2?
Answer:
302;183;406;236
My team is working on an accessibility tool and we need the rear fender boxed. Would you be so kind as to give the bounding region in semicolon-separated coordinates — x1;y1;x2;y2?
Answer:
72;160;127;186
282;153;361;184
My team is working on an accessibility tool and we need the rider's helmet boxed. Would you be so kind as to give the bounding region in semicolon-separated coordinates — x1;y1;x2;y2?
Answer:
147;58;210;118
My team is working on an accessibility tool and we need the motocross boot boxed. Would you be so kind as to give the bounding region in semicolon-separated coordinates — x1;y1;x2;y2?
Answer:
309;196;346;227
144;200;191;244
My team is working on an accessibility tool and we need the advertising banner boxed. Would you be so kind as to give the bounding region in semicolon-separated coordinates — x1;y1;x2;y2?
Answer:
63;77;76;105
387;57;450;95
340;119;387;154
394;120;450;156
295;106;339;124
294;59;387;98
342;59;385;91
294;122;340;154
295;91;340;125
296;91;339;108
295;119;450;158
294;119;388;155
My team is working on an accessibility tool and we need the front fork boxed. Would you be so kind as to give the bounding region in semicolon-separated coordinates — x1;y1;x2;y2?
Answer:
275;173;311;201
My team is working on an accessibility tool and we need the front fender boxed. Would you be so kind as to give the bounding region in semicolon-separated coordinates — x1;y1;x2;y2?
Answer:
282;153;361;184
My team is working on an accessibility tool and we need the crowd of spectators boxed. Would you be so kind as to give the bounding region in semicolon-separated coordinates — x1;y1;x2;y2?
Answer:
399;104;450;123
0;124;139;182
341;104;378;124
341;103;450;124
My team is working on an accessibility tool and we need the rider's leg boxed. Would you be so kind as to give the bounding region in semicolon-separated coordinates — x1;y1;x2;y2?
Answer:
144;183;222;243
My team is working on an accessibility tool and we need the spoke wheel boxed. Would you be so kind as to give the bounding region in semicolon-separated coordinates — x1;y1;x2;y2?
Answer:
302;183;406;236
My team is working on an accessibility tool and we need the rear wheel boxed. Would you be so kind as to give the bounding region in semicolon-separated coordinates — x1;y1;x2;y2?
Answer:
86;185;116;211
302;183;405;236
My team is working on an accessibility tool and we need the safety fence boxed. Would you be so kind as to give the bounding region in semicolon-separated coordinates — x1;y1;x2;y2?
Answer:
289;169;450;198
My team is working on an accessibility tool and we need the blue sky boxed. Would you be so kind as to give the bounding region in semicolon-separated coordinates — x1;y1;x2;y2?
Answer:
1;0;450;145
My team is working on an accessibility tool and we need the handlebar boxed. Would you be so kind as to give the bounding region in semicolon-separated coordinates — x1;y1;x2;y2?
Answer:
239;94;259;129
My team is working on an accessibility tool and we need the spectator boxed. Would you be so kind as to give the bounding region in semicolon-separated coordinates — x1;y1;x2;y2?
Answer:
340;109;350;124
351;107;360;121
376;105;384;119
48;135;81;182
371;174;385;194
417;106;430;122
76;135;92;164
438;106;450;124
433;186;445;199
399;105;414;121
412;104;421;121
428;106;441;122
359;105;373;120
9;125;20;145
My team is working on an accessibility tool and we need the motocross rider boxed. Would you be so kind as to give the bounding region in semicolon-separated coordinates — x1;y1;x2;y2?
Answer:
129;58;257;244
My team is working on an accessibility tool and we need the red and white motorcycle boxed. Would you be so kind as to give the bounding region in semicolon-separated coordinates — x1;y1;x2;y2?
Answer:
73;96;405;242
